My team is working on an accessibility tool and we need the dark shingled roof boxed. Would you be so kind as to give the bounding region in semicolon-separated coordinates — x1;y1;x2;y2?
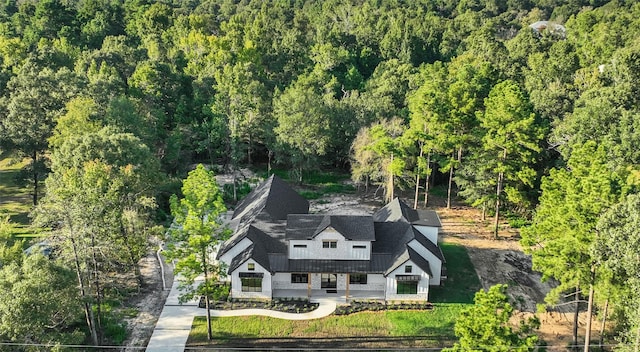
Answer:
373;221;443;263
413;210;442;227
232;175;309;222
217;224;285;259
385;247;432;277
227;234;276;274
372;221;413;254
286;214;375;241
412;228;444;261
373;198;419;223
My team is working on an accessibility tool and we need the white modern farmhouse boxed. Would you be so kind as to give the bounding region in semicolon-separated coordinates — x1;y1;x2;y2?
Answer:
216;175;445;302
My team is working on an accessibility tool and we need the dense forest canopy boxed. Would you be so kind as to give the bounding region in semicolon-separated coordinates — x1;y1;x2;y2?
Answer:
0;0;640;349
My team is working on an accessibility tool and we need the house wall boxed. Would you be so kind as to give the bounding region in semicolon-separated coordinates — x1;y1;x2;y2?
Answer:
384;260;430;301
288;227;371;260
413;225;439;244
230;260;272;299
407;239;443;286
347;273;386;291
306;272;349;290
218;237;253;273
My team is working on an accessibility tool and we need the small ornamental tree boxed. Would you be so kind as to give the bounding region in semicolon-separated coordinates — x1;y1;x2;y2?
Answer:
445;284;540;352
164;164;231;340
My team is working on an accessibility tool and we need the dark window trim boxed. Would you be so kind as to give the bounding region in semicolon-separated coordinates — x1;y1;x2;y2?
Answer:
349;273;367;284
241;277;262;292
353;245;367;249
293;244;307;248
397;281;418;294
239;272;264;278
323;241;337;249
291;273;308;283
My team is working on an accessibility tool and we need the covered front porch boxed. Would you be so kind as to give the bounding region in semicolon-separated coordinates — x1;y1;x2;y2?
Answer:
272;288;385;303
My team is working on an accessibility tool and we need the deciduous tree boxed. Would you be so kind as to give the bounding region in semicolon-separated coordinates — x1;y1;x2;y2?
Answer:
164;164;231;340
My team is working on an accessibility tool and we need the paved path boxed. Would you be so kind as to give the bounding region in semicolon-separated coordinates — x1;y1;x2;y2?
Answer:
146;279;337;352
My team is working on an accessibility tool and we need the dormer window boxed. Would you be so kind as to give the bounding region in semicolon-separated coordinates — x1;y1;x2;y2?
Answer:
404;265;412;273
322;241;337;249
248;263;255;271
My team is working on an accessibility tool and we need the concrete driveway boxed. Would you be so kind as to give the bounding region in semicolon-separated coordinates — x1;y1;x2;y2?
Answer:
145;279;337;352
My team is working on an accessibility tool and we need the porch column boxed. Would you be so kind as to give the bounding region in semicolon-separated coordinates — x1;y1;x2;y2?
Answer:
346;273;350;301
307;273;311;298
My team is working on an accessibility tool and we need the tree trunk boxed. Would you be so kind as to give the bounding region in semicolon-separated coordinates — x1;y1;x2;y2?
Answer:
584;269;596;352
201;247;213;340
90;232;103;344
121;221;143;290
247;133;252;165
414;145;424;209
387;153;395;203
446;152;454;209
574;284;580;350
481;201;486;221
599;298;608;349
423;152;431;207
70;235;98;346
267;150;273;175
493;148;506;239
32;150;38;205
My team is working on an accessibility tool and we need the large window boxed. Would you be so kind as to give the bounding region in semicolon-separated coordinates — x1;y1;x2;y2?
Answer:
322;241;337;248
349;273;367;285
321;273;337;288
397;281;418;294
291;273;308;283
241;277;262;292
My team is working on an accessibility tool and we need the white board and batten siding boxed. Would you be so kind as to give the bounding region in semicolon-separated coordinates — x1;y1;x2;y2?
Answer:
384;260;430;301
348;273;386;292
230;260;272;299
289;227;371;260
413;225;439;245
217;237;253;271
407;239;443;286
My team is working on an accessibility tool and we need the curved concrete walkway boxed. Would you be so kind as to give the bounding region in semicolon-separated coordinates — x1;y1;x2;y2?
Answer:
145;278;337;352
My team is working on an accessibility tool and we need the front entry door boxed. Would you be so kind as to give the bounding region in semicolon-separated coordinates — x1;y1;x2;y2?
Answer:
321;273;337;288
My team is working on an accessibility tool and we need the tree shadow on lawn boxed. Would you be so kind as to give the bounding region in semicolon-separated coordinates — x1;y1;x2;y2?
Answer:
430;242;481;304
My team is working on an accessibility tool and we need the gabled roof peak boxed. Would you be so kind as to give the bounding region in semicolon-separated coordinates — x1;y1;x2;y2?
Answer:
373;197;419;223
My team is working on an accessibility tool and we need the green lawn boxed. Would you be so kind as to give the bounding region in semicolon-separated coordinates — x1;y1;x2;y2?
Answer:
0;153;41;239
187;243;479;348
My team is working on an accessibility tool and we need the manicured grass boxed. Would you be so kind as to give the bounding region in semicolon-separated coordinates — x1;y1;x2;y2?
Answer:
188;308;462;345
429;242;482;304
188;243;479;348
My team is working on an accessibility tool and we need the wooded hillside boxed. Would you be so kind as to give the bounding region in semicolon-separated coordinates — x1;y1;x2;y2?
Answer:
0;0;639;349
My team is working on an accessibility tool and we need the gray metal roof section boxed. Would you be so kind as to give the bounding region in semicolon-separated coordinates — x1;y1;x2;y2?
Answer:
268;253;393;273
373;198;419;223
232;175;309;222
286;214;375;241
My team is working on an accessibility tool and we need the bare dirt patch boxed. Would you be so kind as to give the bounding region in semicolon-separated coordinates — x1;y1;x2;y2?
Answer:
120;243;172;351
437;206;601;349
